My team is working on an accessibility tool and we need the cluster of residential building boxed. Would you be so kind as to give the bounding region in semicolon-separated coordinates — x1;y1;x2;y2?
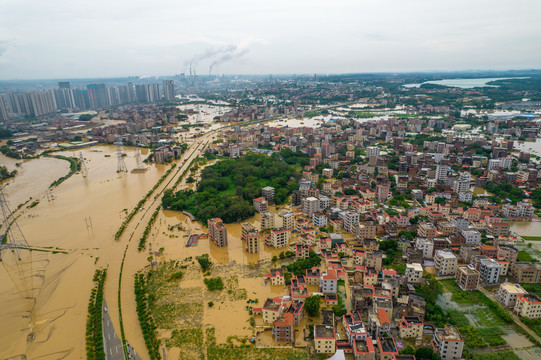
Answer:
196;114;541;358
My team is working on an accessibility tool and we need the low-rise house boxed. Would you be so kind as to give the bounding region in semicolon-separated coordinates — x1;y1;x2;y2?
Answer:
320;269;338;294
272;312;294;342
325;294;339;306
406;263;423;284
343;312;369;343
377;337;398;360
480;244;497;258
306;267;321;285
262;297;284;324
369;309;391;338
514;294;541;319
314;324;336;354
353;338;376;360
286;300;304;326
497;283;528;307
511;262;541;283
265;268;285;285
399;316;423;339
295;244;310;260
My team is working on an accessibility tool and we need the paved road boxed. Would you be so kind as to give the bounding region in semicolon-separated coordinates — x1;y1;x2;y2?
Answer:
479;286;541;344
103;299;126;360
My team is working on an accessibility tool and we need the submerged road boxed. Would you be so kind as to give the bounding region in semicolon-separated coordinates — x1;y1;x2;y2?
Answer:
103;299;126;360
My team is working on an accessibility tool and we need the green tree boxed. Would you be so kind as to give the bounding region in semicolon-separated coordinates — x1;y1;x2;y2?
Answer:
196;254;212;271
305;295;321;317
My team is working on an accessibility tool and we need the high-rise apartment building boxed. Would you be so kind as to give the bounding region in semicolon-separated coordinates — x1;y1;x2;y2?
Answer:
163;80;175;101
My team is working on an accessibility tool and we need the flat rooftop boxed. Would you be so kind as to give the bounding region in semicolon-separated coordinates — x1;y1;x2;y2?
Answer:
436;250;456;259
515;262;541;270
442;325;463;341
404;316;423;325
459;265;479;275
523;294;541;303
379;337;397;353
315;324;335;338
263;298;281;311
322;310;334;325
355;339;372;353
500;282;527;294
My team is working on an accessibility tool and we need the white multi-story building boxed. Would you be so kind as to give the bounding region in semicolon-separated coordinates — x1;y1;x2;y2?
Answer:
502;202;534;218
342;210;360;233
461;230;481;245
451;217;470;232
406;263;423;284
320;269;338;294
435;165;448;181
453;178;470;194
319;196;331;211
497;283;528;308
432;325;464;360
478;258;501;285
366;146;380;158
458;192;473;202
303;197;320;216
416;237;435;259
434;250;458;276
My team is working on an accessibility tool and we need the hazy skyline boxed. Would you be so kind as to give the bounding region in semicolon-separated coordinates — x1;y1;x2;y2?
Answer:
0;0;540;80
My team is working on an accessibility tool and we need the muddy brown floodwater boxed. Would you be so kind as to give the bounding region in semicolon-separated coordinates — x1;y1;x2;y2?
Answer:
0;145;167;359
1;129;312;359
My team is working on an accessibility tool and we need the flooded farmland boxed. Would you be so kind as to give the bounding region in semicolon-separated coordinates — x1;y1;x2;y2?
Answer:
0;139;309;359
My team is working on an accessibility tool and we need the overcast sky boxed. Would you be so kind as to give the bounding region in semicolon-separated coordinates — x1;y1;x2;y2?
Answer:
0;0;540;80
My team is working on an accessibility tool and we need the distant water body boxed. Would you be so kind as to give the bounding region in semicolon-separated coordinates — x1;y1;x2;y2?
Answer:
403;77;528;89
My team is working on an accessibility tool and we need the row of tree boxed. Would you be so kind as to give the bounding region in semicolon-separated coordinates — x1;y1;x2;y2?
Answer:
85;269;107;360
134;272;161;359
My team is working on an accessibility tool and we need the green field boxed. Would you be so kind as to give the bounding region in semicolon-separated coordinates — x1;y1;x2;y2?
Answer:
520;236;541;241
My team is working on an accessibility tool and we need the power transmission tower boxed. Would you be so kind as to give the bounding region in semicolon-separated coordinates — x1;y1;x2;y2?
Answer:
79;151;88;177
132;149;147;173
115;138;128;173
0;186;29;261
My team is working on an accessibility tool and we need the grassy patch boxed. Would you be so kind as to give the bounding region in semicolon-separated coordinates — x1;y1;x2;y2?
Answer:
521;236;541;241
466;350;520;360
438;279;513;325
204;277;224;291
460;326;487;348
478;327;506;346
517;250;539;262
165;327;205;360
447;309;470;327
520;317;541;338
522;283;541;297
